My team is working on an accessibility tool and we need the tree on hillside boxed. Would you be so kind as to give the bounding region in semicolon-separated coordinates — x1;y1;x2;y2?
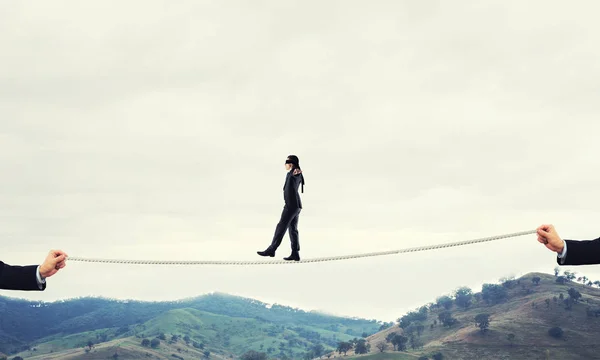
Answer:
432;352;444;360
436;296;453;310
398;306;428;329
389;334;408;351
586;307;600;317
376;341;387;352
474;314;491;334
556;276;567;284
405;321;425;338
481;284;508;305
554;267;560;276
203;350;210;359
409;335;423;349
500;276;517;289
532;277;541;285
336;341;353;355
454;287;473;309
311;344;324;358
507;333;515;346
115;325;130;336
548;327;563;339
354;339;370;354
568;288;582;302
141;338;150;347
438;311;457;328
564;298;575;310
151;338;160;348
563;271;576;281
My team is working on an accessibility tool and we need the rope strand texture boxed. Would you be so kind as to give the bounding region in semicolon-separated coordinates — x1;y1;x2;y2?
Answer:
66;229;536;266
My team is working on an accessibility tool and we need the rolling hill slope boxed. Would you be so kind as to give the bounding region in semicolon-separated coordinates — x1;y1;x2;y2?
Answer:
7;269;599;359
0;292;383;359
334;270;600;360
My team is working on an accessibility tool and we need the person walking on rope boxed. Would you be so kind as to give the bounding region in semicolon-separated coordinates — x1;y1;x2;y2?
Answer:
537;224;600;265
258;155;305;261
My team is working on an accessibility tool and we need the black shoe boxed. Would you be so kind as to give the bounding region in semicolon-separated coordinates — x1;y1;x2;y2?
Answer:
283;252;300;261
257;250;275;257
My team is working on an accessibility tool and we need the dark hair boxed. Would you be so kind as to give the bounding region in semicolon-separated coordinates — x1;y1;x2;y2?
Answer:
287;155;301;170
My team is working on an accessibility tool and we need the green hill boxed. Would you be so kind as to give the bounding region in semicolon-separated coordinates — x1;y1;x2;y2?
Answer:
0;292;383;359
330;269;600;360
7;269;600;360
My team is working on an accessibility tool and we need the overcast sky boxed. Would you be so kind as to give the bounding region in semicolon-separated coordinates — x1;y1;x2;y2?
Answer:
2;0;600;322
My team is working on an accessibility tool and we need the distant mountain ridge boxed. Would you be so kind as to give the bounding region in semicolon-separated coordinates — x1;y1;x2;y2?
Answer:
0;292;384;359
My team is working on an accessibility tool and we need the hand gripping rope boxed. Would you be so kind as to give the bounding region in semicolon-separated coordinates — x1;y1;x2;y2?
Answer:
65;229;536;266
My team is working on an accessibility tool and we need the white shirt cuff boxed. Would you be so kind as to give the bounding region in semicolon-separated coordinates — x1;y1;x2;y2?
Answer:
557;241;567;263
36;265;46;288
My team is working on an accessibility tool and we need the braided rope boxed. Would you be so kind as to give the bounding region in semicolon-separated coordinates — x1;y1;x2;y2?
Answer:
66;229;536;265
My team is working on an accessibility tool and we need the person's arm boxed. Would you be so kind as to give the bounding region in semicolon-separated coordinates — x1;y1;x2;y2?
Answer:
0;249;67;292
0;261;45;291
557;237;600;266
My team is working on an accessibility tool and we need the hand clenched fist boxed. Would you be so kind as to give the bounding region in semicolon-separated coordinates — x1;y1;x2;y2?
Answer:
39;249;68;279
537;224;565;254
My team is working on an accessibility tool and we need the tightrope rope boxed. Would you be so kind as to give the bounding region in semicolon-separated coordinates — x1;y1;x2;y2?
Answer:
66;229;536;265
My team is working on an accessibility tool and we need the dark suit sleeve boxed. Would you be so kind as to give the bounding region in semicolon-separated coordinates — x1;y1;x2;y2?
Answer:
557;238;600;266
0;261;45;291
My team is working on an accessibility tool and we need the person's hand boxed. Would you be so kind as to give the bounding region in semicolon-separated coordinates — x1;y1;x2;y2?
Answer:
39;249;68;279
537;224;565;254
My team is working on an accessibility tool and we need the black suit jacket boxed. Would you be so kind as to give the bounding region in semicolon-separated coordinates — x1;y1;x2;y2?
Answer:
0;261;45;291
557;237;600;266
283;169;304;209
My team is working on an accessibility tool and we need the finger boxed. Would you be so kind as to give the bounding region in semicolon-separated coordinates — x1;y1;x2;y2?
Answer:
52;250;68;257
538;224;553;232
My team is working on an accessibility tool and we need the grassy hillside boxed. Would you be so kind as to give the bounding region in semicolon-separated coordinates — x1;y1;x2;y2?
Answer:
331;269;600;360
17;335;230;360
8;269;600;359
0;292;383;359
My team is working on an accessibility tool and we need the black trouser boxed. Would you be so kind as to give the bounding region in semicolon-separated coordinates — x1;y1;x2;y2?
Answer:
268;205;301;252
